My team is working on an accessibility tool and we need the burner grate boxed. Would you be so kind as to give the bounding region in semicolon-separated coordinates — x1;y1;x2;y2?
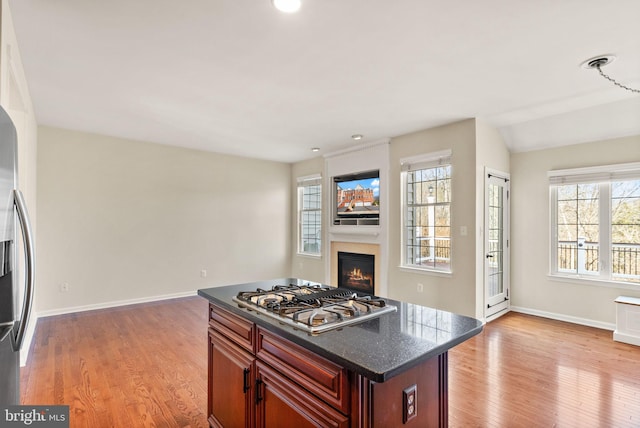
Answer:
232;283;396;334
294;287;357;302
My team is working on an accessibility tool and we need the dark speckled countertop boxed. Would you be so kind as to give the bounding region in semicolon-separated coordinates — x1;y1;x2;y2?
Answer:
198;278;483;383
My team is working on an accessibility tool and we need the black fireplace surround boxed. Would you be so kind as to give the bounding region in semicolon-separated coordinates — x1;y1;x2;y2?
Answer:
338;251;375;295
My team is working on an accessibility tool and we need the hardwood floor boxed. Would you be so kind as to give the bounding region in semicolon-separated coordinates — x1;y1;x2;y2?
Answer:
449;312;640;428
20;296;210;428
21;298;640;427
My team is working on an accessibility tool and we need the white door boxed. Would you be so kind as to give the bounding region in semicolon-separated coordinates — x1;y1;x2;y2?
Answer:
485;170;510;320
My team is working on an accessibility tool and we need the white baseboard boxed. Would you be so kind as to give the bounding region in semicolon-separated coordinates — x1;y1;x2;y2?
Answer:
19;290;200;367
510;305;616;331
19;316;38;367
614;331;640;346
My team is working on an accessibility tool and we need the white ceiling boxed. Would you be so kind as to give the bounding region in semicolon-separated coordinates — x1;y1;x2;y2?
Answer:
8;0;640;163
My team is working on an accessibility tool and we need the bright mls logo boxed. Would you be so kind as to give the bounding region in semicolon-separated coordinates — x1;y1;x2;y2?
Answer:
1;406;69;427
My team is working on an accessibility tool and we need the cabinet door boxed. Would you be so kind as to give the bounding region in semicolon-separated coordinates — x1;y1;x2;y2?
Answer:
208;329;255;428
255;361;349;428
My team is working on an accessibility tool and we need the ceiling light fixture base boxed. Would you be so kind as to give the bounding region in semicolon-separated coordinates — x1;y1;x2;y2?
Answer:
581;54;639;94
581;55;616;69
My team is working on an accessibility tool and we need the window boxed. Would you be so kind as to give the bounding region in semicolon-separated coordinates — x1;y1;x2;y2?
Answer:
297;175;322;255
549;162;640;285
401;150;452;272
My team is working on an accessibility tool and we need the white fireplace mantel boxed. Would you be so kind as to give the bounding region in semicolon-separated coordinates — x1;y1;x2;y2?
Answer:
323;140;390;296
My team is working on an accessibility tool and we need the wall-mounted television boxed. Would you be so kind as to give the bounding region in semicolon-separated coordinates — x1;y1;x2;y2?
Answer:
334;170;380;220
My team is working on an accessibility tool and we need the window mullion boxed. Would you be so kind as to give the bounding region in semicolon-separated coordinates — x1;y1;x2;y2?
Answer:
600;183;611;280
550;186;559;274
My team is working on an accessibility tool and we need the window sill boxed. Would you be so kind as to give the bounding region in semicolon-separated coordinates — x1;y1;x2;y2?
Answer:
399;265;452;278
296;252;322;259
548;273;640;290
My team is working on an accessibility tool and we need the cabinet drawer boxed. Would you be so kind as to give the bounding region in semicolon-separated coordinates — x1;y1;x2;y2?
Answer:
256;327;350;414
256;361;349;428
209;303;255;353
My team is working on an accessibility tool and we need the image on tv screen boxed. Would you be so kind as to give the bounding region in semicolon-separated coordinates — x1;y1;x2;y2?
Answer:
336;177;380;217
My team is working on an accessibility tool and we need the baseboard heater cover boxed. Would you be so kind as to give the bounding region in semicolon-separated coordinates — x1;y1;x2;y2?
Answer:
614;296;640;347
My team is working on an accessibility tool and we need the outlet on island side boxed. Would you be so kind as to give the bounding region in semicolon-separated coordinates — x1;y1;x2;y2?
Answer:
417;283;423;293
200;269;207;278
403;384;417;423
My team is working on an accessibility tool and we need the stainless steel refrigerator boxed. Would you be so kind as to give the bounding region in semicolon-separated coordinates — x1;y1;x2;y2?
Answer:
0;105;35;405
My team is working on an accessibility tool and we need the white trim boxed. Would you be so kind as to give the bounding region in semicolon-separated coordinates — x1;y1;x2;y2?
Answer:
322;138;390;159
548;273;640;291
613;331;640;346
295;252;322;259
548;161;640;185
615;295;640;306
484;168;511;320
19;315;38;367
511;305;616;331
297;173;322;185
485;306;509;323
398;265;453;277
37;290;198;318
400;149;452;172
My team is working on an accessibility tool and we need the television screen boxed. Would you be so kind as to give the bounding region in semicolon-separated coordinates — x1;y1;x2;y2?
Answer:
335;171;380;218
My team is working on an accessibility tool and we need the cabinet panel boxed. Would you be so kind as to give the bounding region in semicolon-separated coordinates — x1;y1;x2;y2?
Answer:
209;303;255;353
208;328;255;428
257;328;350;414
256;361;349;428
368;353;446;428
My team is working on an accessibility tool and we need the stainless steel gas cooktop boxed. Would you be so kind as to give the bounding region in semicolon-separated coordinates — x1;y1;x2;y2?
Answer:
232;283;397;334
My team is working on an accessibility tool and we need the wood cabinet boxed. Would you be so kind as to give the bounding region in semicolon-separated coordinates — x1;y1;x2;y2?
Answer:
207;302;447;427
256;361;349;428
208;329;254;428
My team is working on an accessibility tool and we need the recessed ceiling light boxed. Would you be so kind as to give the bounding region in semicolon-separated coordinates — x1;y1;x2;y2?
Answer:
311;147;320;152
272;0;301;13
351;134;363;141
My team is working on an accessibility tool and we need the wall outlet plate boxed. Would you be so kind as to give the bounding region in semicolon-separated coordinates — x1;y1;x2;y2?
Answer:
403;384;417;423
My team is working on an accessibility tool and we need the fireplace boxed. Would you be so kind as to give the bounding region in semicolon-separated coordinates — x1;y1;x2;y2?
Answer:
338;252;375;295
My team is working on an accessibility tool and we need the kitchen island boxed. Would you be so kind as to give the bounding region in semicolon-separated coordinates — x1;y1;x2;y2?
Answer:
198;278;483;428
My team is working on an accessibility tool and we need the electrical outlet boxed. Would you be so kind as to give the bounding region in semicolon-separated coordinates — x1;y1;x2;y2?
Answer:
417;283;423;293
403;384;417;423
200;269;207;278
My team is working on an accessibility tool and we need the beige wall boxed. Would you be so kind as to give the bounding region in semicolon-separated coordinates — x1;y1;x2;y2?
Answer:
387;119;478;317
36;127;291;313
511;135;640;325
290;156;325;283
290;119;512;320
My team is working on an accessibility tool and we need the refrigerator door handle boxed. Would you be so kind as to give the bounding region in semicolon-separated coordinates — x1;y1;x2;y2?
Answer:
12;189;35;351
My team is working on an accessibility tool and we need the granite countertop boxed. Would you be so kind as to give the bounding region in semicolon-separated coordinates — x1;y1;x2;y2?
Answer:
198;278;483;383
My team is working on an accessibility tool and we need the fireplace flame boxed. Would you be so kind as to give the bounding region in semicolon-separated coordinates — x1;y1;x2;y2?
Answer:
350;268;363;280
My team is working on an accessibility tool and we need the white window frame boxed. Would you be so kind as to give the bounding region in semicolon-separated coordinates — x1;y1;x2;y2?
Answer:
400;150;452;274
549;162;640;286
297;174;322;256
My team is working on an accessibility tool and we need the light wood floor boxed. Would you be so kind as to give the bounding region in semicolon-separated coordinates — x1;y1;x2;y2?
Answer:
448;312;640;427
21;296;210;427
21;297;640;427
